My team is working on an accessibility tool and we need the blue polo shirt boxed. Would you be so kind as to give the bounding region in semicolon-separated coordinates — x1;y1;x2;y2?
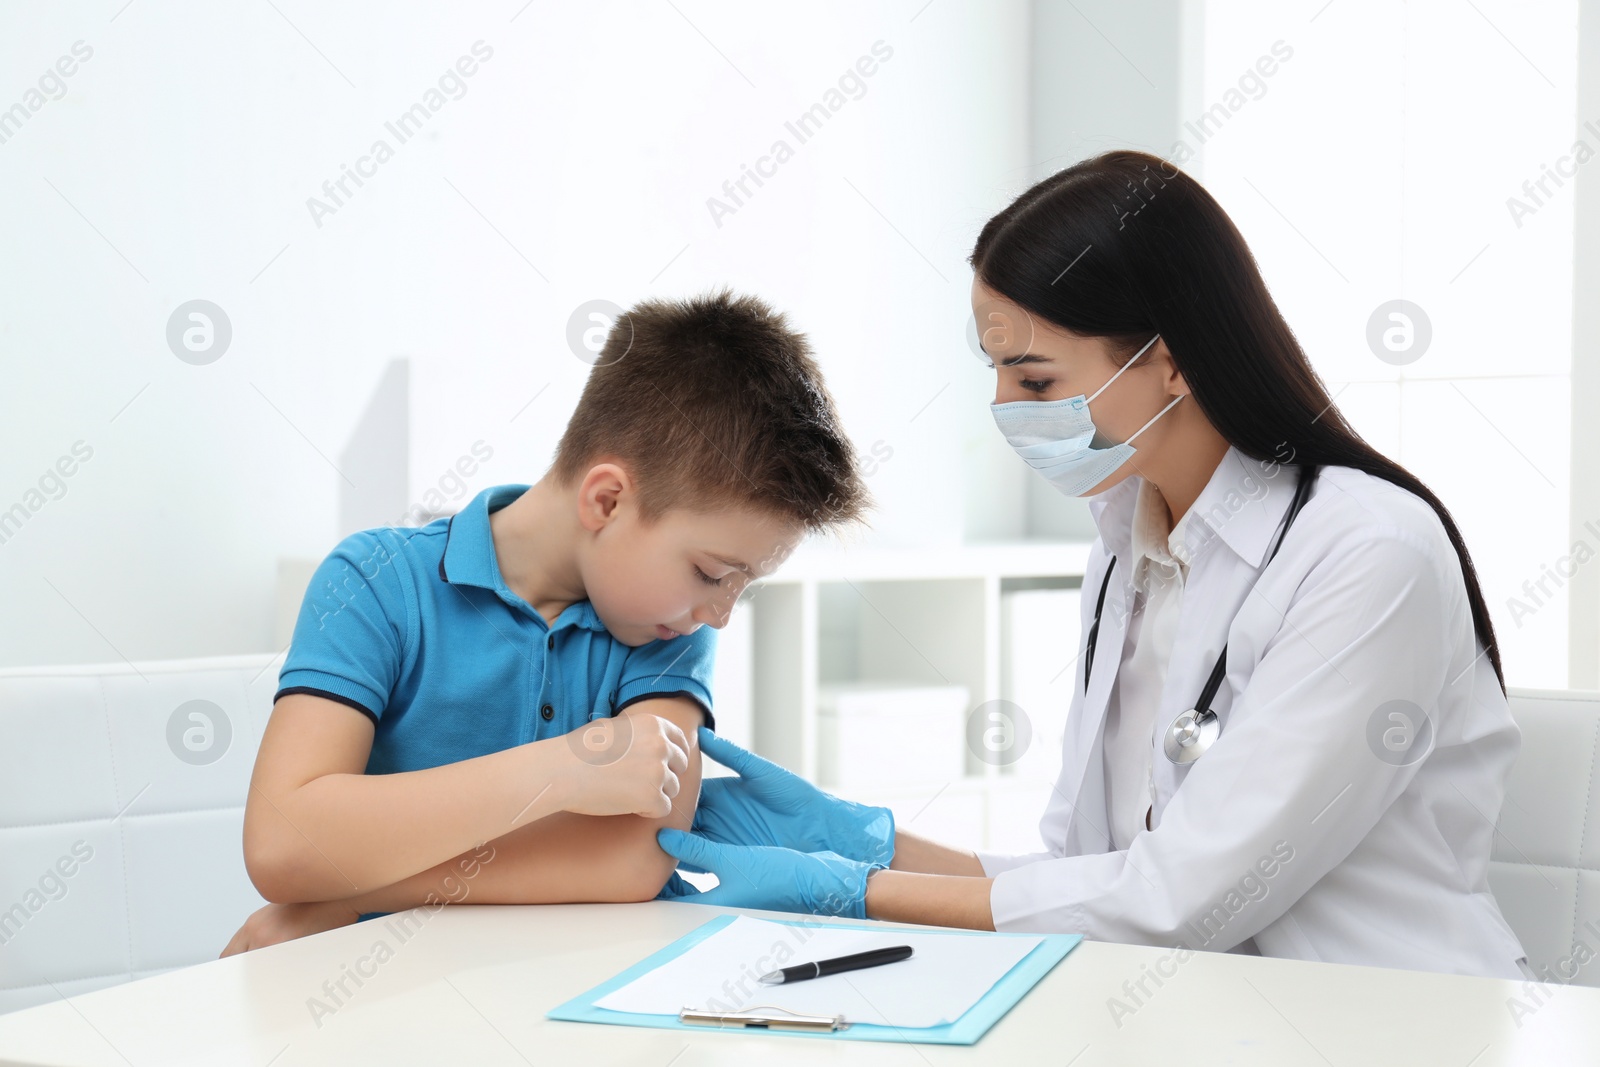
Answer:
275;484;717;775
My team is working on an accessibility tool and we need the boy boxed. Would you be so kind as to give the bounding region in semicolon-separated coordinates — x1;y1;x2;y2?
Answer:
223;290;868;954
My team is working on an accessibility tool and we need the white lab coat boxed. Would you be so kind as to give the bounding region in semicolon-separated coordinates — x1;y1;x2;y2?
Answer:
974;447;1529;979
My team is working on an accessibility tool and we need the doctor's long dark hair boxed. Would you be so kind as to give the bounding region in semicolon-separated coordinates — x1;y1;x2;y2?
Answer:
971;149;1506;692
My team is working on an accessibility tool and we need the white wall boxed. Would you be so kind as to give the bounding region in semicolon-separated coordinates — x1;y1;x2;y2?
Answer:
0;1;1032;667
14;1;1582;688
1025;0;1584;688
1025;0;1189;541
1193;0;1577;688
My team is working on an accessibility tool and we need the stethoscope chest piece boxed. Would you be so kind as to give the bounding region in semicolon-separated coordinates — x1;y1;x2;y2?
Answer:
1163;708;1220;765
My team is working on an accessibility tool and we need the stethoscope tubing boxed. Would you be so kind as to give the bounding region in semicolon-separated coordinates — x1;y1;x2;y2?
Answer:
1082;463;1320;762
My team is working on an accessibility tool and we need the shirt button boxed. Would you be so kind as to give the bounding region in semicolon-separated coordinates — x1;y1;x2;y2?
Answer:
540;703;554;721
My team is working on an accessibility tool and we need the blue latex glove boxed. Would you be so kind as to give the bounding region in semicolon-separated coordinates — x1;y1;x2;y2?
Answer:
654;827;883;919
691;727;896;867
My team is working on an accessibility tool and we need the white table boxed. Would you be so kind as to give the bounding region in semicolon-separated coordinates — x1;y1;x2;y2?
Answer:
0;901;1595;1065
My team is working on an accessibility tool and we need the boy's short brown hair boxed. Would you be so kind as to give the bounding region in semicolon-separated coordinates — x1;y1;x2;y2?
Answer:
551;290;869;531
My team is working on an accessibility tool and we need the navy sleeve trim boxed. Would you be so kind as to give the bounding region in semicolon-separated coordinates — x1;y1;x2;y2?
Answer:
614;689;715;731
274;686;380;724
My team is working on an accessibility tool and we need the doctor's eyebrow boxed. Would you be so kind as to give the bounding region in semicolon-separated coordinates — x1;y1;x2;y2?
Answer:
997;353;1052;367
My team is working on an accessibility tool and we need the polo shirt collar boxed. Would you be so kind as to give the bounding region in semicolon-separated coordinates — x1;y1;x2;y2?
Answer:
438;483;608;632
1088;445;1297;571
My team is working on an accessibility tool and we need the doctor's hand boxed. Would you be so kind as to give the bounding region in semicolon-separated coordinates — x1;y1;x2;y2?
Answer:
690;727;895;867
654;828;884;919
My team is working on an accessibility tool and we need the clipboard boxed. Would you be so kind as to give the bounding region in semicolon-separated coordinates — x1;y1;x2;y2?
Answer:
547;914;1082;1045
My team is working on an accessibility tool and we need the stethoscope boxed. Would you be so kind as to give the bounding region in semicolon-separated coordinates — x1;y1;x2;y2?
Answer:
1082;464;1320;765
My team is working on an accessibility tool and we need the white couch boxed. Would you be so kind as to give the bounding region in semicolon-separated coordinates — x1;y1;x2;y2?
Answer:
1490;688;1600;986
0;655;277;1014
0;659;1596;1014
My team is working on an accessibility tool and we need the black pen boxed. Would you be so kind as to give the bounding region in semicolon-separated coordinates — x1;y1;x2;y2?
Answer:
757;945;914;985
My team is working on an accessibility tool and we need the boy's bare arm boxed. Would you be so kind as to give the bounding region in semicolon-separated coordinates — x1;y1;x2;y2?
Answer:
242;693;690;902
339;698;705;911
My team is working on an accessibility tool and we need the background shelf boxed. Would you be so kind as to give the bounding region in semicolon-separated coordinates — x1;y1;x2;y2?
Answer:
724;539;1092;856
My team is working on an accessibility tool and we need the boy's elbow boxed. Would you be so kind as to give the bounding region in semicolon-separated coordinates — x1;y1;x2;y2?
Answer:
243;822;318;904
601;822;683;903
623;850;679;904
243;842;294;903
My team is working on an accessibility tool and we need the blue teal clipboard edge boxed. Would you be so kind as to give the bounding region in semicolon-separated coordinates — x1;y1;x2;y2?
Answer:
545;912;1083;1046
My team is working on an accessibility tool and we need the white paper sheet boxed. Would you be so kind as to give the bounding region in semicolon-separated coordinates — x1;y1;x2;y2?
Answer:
595;916;1042;1028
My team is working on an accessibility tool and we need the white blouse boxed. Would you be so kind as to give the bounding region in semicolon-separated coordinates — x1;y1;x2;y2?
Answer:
1102;477;1193;851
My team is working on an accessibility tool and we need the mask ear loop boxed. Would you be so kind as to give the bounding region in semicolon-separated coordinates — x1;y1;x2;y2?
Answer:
1085;332;1181;443
1086;333;1162;404
1125;393;1185;444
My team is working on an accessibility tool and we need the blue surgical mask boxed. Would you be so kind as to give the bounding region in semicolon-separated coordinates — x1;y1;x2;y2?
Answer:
989;333;1183;497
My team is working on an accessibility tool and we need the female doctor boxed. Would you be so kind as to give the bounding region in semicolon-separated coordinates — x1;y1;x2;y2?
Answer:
655;149;1529;979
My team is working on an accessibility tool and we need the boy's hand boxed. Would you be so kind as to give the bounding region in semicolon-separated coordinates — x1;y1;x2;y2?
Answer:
220;899;362;957
558;712;690;819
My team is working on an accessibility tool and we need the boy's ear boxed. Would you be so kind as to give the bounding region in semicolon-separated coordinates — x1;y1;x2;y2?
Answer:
577;462;633;532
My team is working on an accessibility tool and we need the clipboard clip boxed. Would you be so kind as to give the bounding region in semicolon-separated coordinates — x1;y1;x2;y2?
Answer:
679;1005;849;1032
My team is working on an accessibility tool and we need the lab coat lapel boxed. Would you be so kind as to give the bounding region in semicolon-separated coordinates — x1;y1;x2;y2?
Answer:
1148;450;1303;821
1056;561;1131;856
1042;477;1141;856
1147;548;1241;812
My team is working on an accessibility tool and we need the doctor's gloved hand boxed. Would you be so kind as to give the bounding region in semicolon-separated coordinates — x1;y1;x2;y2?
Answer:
691;727;896;867
654;828;884;920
